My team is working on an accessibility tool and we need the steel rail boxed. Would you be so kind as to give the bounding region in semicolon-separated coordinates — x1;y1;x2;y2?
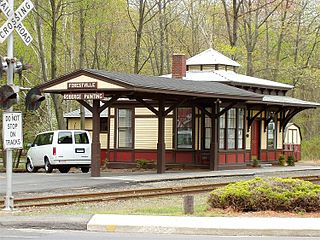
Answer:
0;175;319;209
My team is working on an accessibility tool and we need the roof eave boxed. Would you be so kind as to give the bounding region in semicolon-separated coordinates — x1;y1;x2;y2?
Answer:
247;100;319;108
228;82;293;91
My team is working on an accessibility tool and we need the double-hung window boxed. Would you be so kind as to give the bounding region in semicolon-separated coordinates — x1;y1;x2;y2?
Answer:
227;108;236;149
177;108;193;149
219;110;226;149
117;109;133;148
238;109;244;149
267;119;276;149
204;112;211;149
218;108;244;150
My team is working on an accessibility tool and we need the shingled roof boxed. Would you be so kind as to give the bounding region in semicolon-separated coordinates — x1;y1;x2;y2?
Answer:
39;69;262;101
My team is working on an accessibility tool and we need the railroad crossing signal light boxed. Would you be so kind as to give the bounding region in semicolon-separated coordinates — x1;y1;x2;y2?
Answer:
0;85;19;110
25;87;45;111
0;57;32;79
14;58;32;74
0;57;8;79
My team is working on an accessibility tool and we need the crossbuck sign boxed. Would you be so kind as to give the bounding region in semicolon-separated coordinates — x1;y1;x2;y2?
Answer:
0;0;34;45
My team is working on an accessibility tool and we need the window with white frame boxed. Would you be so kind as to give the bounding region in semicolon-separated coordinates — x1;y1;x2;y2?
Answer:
238;109;244;149
267;119;276;149
219;109;226;149
205;114;211;149
227;108;236;149
117;108;133;148
177;108;193;149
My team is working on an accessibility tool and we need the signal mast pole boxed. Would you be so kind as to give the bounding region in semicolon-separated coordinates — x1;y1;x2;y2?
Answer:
4;0;14;211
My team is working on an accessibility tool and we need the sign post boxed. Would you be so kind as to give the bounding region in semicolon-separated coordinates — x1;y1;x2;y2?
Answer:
1;0;33;211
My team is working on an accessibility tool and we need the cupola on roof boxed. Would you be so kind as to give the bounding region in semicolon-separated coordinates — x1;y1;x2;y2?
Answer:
186;48;241;67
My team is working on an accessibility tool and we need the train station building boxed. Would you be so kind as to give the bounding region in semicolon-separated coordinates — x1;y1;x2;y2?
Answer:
38;48;319;177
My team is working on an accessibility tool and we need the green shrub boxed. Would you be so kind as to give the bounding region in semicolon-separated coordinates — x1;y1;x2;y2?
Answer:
136;159;149;169
208;177;320;212
287;156;295;166
252;156;260;167
278;155;286;166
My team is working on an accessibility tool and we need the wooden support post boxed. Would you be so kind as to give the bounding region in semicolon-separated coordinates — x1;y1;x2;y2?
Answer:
91;99;101;177
210;101;219;171
157;99;166;174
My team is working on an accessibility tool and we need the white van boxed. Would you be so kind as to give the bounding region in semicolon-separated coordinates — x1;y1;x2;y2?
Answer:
26;130;91;173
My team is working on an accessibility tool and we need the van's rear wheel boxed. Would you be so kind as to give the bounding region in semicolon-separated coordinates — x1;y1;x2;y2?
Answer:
44;158;53;173
81;167;89;173
26;159;38;173
58;166;70;173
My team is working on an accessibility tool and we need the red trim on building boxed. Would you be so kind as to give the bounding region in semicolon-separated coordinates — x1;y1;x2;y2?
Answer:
284;144;301;161
237;153;245;163
219;153;226;165
175;152;193;163
101;148;301;167
226;153;237;164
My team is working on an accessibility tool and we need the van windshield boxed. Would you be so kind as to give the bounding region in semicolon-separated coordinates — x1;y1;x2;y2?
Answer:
74;132;89;144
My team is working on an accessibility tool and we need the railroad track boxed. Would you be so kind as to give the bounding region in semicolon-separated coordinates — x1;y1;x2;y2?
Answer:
1;175;319;209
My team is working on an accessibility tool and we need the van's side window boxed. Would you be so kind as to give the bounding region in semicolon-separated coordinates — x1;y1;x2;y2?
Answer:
43;133;54;145
33;135;41;146
58;132;73;144
74;132;89;144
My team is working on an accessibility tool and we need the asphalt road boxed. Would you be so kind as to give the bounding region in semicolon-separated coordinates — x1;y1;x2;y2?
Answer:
0;172;132;195
1;229;320;240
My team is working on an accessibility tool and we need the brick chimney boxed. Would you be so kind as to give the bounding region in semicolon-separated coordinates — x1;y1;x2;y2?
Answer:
172;54;186;79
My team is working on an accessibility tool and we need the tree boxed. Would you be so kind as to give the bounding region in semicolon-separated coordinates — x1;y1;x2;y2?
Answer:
127;0;159;73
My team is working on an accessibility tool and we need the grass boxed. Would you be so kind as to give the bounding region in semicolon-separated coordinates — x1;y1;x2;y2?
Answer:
9;194;227;217
0;161;26;172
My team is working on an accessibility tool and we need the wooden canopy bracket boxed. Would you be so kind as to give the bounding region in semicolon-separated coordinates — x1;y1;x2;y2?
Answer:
263;107;285;132
196;105;211;118
215;101;237;118
99;95;120;113
135;96;159;116
197;100;239;119
247;109;264;131
281;108;304;130
164;98;190;116
77;100;93;112
264;116;273;132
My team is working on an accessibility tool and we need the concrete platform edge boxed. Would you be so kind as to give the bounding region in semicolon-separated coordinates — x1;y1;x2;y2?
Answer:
87;214;320;237
0;214;92;231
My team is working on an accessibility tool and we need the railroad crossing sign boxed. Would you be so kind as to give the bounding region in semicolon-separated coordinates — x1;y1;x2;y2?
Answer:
0;0;34;45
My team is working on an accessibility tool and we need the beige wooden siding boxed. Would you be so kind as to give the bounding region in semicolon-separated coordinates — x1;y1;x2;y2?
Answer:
100;133;108;148
135;107;174;116
165;119;173;149
285;125;301;144
67;119;79;129
67;118;93;130
135;107;154;115
87;132;108;148
135;118;172;149
261;120;267;150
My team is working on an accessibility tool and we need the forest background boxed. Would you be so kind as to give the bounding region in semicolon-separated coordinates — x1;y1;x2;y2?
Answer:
0;0;319;160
